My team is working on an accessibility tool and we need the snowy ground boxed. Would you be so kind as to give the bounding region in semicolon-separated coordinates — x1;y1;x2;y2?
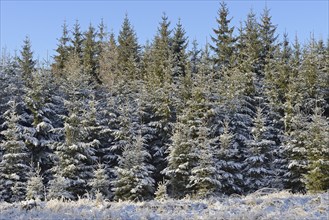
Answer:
0;191;328;220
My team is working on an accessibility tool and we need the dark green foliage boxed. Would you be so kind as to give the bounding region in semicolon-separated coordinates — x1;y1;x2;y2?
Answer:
18;36;36;81
117;14;140;80
53;21;70;75
211;1;237;69
145;13;172;85
1;3;328;203
70;20;84;63
83;23;101;83
259;7;278;75
172;19;188;77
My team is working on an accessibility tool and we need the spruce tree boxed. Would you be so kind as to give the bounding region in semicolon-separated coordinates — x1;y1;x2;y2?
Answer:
53;108;99;198
259;7;278;75
215;120;243;195
53;21;70;75
47;174;72;200
237;9;261;75
211;1;236;70
172;19;188;78
282;110;308;193
145;13;172;85
0;101;31;202
70;20;84;64
165;72;214;198
189;39;201;75
26;164;44;200
243;107;276;193
304;107;329;192
99;33;119;86
112;134;155;201
89;164;111;199
117;14;140;80
18;36;36;81
188;122;220;198
83;23;100;83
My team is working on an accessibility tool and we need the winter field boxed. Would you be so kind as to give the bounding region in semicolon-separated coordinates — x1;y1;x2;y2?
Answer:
0;190;328;220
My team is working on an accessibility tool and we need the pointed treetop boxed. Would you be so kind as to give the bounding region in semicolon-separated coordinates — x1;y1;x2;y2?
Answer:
18;35;36;80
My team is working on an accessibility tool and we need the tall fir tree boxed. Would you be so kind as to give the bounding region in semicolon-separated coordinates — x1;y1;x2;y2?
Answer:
70;20;84;64
171;19;188;78
53;21;70;75
189;39;201;75
18;36;36;82
259;6;279;75
211;1;237;70
145;13;172;85
83;23;100;83
117;14;140;80
99;32;119;86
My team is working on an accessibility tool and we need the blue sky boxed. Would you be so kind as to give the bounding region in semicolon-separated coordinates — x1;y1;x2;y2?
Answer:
1;0;328;61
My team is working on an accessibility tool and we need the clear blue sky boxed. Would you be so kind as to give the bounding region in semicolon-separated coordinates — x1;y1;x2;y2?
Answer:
1;0;328;61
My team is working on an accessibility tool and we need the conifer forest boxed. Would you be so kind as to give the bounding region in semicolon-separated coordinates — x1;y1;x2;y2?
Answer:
0;2;328;206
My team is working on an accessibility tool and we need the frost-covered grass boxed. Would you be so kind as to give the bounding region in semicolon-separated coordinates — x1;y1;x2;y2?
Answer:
0;191;328;220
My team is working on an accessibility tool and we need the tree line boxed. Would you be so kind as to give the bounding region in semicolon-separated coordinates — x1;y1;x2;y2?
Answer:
0;2;328;202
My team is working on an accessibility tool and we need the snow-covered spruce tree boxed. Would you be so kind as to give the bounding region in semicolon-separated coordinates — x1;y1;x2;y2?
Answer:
89;163;111;199
303;107;329;193
24;69;63;183
0;101;31;202
140;78;175;185
164;71;215;198
47;174;72;200
94;91;119;177
112;133;155;201
53;102;100;198
163;117;192;198
154;180;169;201
188;121;220;199
282;110;308;193
110;100;138;165
0;54;21;145
215;120;243;195
51;57;100;199
26;163;44;200
243;107;276;193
